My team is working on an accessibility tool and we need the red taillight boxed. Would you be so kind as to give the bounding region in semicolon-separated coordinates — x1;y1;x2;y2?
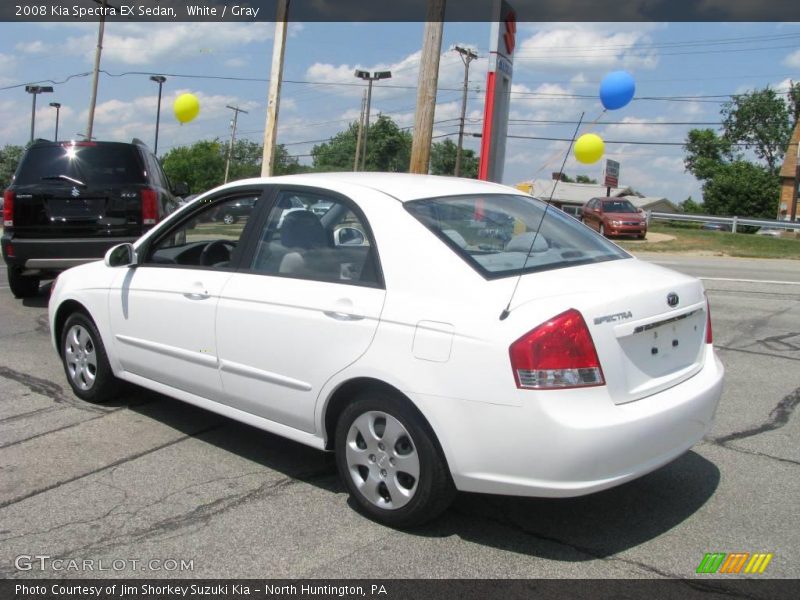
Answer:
141;188;158;226
705;296;713;344
509;308;605;389
3;190;14;227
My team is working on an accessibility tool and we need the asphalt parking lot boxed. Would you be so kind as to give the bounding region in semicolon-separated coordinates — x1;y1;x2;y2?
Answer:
0;254;798;582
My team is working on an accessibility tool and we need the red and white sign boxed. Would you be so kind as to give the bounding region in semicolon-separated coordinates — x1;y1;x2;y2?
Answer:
604;159;620;188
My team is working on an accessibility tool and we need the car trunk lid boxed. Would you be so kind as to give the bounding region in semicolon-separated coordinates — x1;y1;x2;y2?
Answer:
508;258;708;404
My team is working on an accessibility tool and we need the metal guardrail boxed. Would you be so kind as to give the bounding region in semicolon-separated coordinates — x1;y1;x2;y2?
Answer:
646;211;800;234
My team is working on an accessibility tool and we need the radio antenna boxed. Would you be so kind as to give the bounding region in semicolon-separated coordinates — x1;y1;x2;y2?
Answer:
499;112;586;320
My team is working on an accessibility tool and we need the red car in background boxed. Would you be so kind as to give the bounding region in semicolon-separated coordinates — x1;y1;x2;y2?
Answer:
582;197;647;239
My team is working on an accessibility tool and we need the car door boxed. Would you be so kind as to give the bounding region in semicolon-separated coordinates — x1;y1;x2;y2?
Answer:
215;188;386;433
108;188;268;399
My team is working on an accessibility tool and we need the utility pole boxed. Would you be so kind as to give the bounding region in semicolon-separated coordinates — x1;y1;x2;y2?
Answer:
86;0;111;141
49;102;61;141
149;75;166;154
453;45;477;177
354;89;367;171
409;0;446;174
224;105;248;184
261;0;289;177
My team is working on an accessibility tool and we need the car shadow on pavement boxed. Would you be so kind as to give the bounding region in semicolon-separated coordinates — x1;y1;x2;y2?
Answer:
415;450;720;561
125;393;718;558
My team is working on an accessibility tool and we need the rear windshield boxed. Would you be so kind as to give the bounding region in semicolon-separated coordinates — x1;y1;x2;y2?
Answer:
602;199;638;213
405;194;629;278
15;144;146;186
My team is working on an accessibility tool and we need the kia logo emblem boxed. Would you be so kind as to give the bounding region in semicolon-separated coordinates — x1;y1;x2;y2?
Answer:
667;292;679;307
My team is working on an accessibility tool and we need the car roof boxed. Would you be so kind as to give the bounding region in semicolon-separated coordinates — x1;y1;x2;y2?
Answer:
223;172;516;203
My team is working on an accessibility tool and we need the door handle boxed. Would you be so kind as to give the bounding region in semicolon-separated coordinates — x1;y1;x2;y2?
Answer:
323;310;365;321
324;298;365;321
184;282;210;300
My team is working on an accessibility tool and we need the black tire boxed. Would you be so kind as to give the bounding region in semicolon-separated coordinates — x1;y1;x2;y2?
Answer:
7;267;40;298
222;213;237;225
637;233;646;240
60;312;121;404
335;390;455;528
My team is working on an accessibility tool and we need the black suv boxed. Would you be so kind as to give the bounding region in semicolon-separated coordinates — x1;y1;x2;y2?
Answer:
2;139;187;298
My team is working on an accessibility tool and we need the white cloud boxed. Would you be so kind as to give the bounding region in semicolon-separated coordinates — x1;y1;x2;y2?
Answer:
513;24;660;72
783;49;800;68
64;22;274;66
602;117;672;140
15;40;48;54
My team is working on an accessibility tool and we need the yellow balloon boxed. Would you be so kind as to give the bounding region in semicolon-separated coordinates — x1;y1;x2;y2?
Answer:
574;133;604;164
174;93;200;124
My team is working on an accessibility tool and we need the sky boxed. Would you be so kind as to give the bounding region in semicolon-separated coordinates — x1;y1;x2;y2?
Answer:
0;20;798;204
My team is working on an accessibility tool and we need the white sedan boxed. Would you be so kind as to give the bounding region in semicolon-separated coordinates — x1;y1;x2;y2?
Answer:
49;173;724;527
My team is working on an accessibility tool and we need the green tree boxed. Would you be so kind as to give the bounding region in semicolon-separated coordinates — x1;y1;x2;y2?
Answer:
683;129;733;180
721;86;792;173
311;115;412;172
679;196;704;214
161;140;226;194
701;161;780;218
226;139;263;181
575;174;597;184
429;138;478;178
0;144;25;190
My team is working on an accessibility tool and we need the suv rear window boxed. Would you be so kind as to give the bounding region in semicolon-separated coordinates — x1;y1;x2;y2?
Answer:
15;144;146;187
405;194;629;278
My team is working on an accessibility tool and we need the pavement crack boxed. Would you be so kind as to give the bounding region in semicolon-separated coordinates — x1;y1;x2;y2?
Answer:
0;423;225;510
710;387;800;445
714;345;800;363
0;365;106;414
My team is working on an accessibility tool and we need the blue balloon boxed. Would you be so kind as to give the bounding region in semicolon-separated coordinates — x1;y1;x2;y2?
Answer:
599;71;636;110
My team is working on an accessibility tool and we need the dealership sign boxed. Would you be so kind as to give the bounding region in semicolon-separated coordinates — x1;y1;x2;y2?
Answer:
604;159;620;188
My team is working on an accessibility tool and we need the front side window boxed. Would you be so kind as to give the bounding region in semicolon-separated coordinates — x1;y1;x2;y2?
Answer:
405;194;629;278
145;194;262;269
250;191;380;286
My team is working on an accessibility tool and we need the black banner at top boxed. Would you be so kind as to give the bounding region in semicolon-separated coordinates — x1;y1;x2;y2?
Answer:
3;0;800;22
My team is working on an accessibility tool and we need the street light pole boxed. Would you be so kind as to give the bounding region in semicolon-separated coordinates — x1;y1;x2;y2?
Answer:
149;75;167;154
49;102;61;141
25;85;53;143
354;70;392;171
453;46;478;177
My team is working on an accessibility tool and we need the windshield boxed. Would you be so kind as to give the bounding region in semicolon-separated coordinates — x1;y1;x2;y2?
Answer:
405;194;629;279
602;199;638;213
15;143;146;187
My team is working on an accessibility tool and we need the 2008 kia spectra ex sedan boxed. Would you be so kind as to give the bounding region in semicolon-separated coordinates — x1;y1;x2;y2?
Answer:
49;173;724;527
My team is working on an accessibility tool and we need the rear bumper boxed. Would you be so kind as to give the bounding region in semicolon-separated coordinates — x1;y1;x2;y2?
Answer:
2;234;137;274
415;345;724;497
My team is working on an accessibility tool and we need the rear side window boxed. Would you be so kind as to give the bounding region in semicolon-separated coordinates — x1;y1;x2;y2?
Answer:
405;194;629;278
15;144;146;187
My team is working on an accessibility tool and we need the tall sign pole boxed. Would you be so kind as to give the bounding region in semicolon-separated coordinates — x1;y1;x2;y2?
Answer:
261;0;289;177
478;0;516;182
409;0;446;174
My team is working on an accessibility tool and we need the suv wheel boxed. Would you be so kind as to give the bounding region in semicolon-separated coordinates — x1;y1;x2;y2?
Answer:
222;213;237;225
7;267;40;298
61;313;121;403
335;390;455;528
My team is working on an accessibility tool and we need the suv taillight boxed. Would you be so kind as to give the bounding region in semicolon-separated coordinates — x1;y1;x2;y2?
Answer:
141;188;158;226
705;295;713;344
3;190;14;227
509;308;605;389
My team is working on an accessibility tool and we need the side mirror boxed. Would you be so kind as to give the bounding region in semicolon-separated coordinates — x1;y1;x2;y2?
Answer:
172;181;190;196
334;226;366;246
104;243;137;268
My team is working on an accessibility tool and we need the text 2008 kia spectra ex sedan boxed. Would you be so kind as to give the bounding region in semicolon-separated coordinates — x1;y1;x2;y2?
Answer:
49;173;724;527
